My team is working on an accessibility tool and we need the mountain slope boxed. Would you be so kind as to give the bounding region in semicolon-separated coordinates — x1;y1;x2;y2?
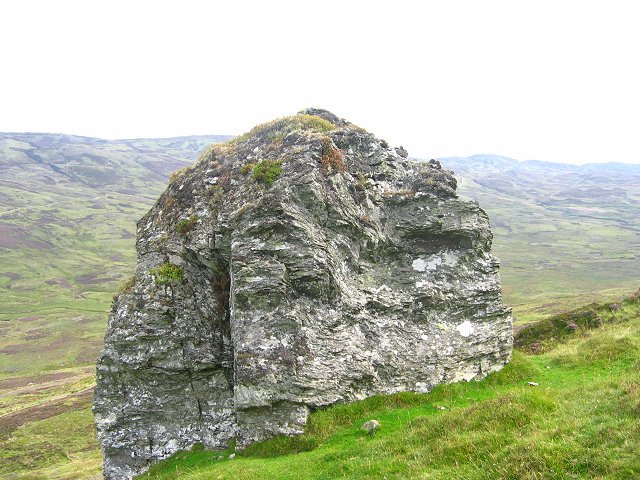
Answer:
440;155;640;321
140;293;640;480
0;133;230;375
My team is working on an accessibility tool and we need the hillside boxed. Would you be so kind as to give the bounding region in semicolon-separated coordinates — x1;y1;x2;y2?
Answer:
1;138;639;479
139;292;640;479
0;133;229;479
440;155;640;322
0;133;230;376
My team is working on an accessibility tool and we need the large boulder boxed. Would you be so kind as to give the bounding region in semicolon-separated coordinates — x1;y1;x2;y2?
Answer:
94;109;512;479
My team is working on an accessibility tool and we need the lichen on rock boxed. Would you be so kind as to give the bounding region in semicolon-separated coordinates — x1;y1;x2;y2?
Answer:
93;108;513;479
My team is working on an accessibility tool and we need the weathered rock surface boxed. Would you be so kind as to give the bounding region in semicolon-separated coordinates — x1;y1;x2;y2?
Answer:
94;109;513;479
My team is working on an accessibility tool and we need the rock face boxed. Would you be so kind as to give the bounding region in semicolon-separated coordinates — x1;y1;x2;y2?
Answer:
94;109;513;479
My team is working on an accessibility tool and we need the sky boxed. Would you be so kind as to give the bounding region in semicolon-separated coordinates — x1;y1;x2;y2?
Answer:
1;0;639;164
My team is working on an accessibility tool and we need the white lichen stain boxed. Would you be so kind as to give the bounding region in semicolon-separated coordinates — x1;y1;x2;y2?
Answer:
456;320;474;337
412;258;427;272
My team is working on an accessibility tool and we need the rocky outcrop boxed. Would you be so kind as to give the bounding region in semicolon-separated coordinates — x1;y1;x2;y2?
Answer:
94;109;512;479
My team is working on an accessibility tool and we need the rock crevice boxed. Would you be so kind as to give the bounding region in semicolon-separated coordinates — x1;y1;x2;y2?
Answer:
94;109;512;479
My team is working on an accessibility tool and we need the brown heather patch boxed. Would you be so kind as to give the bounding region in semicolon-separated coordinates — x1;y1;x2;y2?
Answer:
320;137;346;173
0;387;93;438
0;372;76;391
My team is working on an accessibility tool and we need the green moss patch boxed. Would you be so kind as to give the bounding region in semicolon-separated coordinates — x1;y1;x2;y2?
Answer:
150;263;184;285
252;159;283;186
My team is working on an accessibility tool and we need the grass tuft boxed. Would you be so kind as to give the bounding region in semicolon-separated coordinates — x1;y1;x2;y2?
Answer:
252;159;283;186
113;274;136;300
149;263;183;286
514;292;640;353
223;114;337;151
175;215;198;236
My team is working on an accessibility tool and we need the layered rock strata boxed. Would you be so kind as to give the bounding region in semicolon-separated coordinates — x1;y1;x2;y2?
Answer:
94;109;512;479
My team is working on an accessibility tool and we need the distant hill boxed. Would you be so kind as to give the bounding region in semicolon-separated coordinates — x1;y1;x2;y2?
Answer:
2;142;639;376
1;140;639;479
439;154;640;321
0;133;230;375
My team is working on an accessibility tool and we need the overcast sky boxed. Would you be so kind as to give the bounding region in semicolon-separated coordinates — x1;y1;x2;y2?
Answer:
2;1;639;164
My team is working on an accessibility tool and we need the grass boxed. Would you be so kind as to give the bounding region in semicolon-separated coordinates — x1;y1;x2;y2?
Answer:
515;290;639;352
0;408;102;479
139;296;640;480
219;114;336;153
150;263;183;285
175;216;198;236
252;159;283;186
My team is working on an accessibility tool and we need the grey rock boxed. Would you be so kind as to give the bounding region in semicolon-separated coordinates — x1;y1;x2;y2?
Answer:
94;109;512;479
361;419;380;436
395;146;408;158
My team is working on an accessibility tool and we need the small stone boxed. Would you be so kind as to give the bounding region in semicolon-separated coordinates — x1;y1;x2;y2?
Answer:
228;453;235;459
361;419;380;436
610;303;621;312
395;146;408;158
528;382;539;387
438;406;447;411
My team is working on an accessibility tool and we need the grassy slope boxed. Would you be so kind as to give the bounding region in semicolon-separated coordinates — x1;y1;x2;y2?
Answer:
1;141;639;479
0;134;227;480
141;295;640;480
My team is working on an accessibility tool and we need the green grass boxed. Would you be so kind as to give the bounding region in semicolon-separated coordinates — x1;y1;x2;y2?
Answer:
140;298;640;480
150;263;183;285
252;159;283;186
175;215;198;236
515;290;639;352
0;408;101;479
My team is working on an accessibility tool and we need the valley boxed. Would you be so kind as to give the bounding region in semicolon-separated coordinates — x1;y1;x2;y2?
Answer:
0;139;638;479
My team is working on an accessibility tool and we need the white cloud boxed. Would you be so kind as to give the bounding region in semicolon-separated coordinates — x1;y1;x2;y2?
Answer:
1;0;638;164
